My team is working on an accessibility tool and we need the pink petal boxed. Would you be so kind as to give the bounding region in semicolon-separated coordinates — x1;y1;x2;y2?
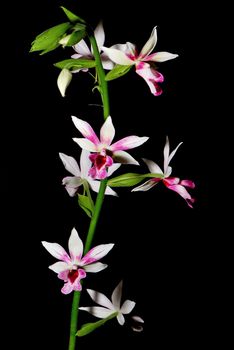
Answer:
71;116;100;145
136;62;164;96
100;116;115;145
73;138;98;152
102;47;134;65
110;136;149;152
180;180;195;188
166;184;195;208
68;228;83;263
41;241;70;263
89;165;108;180
139;26;157;58
145;51;178;62
61;281;74;294
81;243;114;265
163;177;180;186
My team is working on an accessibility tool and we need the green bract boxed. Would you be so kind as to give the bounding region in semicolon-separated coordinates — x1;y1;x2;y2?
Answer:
54;59;96;70
61;6;86;23
105;64;133;81
78;194;94;218
77;312;118;337
30;22;72;54
108;173;164;187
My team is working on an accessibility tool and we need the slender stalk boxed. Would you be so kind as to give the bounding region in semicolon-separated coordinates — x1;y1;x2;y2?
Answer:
68;30;110;350
88;33;110;120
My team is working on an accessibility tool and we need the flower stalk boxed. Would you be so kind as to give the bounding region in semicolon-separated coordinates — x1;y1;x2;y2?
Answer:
68;30;110;350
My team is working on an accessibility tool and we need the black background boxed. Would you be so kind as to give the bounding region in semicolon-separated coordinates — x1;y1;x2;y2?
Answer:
4;0;214;349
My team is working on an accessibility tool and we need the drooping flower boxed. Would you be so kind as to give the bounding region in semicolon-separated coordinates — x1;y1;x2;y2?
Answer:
71;21;114;73
42;228;114;294
72;116;149;180
102;27;178;96
80;280;143;330
59;149;120;197
132;136;195;207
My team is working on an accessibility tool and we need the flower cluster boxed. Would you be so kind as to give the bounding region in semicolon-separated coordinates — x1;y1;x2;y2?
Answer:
31;6;196;344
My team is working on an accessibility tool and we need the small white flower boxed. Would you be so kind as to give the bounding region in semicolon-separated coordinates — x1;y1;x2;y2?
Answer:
80;280;143;327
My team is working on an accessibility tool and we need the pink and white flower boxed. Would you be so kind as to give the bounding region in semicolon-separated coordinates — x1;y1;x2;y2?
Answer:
59;149;120;197
42;228;114;294
80;280;143;330
102;27;178;96
132;137;195;208
72;116;149;180
72;21;114;72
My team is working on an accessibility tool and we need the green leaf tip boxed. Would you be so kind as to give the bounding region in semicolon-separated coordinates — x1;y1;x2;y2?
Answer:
60;6;86;24
105;65;133;81
76;312;118;337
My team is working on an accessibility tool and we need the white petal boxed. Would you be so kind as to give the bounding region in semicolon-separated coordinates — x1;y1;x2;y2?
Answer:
142;158;163;174
165;166;172;178
168;142;183;165
81;244;114;265
73;138;98;152
100;116;115;145
132;179;159;192
111;280;123;310
110;136;149;152
140;26;157;57
120;300;136;314
41;241;70;262
68;228;83;262
71;116;100;145
94;21;105;52
80;149;92;178
62;176;83;188
84;262;107;272
48;261;68;273
57;69;72;97
101;55;115;70
117;313;125;325
113;151;139;165
86;289;114;310
104;186;118;196
108;163;121;176
132;316;144;323
65;186;78;197
102;47;134;65
79;306;114;319
73;39;91;56
163;136;170;174
59;153;80;176
148;51;179;62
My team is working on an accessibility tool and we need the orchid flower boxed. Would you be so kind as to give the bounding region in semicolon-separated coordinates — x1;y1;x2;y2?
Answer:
80;280;144;331
42;228;114;294
72;116;149;180
71;21;114;73
59;149;120;197
132;137;195;207
102;27;178;96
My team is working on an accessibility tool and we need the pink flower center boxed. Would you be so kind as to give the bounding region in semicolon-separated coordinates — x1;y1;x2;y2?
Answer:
95;154;107;170
68;269;79;284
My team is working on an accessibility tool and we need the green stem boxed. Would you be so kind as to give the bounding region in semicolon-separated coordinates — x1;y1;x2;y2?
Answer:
68;28;110;350
88;33;110;119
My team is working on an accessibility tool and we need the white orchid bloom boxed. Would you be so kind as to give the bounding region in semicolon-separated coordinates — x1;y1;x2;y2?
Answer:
80;280;143;328
59;149;120;196
102;27;178;96
42;228;114;294
72;21;114;72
